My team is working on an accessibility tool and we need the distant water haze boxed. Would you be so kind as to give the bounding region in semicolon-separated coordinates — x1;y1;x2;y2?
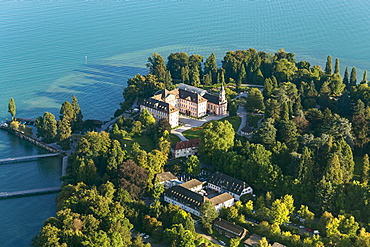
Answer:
1;1;370;245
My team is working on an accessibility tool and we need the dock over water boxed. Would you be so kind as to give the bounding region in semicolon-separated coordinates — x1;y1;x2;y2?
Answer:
0;153;60;164
0;187;61;199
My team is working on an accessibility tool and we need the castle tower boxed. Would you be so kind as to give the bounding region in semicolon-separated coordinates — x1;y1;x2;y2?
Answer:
219;83;227;104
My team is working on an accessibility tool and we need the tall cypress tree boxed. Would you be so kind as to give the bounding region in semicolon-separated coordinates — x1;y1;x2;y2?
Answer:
181;66;190;84
204;53;218;84
237;63;247;87
362;154;369;184
343;67;349;89
8;98;16;120
325;55;332;75
190;65;200;87
217;68;225;85
263;78;274;98
350;67;357;86
203;71;212;86
164;70;174;90
334;58;340;74
362;70;368;84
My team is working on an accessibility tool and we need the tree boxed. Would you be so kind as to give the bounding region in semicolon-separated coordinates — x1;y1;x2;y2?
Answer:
334;58;340;74
190;64;200;87
217;68;226;85
228;101;238;117
362;70;368;84
8;98;16;120
71;95;83;132
297;205;315;223
343;67;349;89
325;154;343;184
167;52;189;80
118;159;148;199
57;118;72;150
325;55;332;75
139;108;155;127
253;118;277;149
362;154;370;184
199;120;235;159
203;72;212;86
257;237;272;247
263;78;274;98
147;53;166;80
245;88;265;112
273;58;297;83
199;200;218;226
181;66;190;84
230;238;241;247
269;198;290;224
60;101;75;122
350;67;357;87
237;63;247;87
204;53;218;84
185;155;201;176
164;69;174;90
35;112;57;143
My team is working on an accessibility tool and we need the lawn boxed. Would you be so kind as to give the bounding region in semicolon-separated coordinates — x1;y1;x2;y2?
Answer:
247;114;263;128
182;116;241;140
121;133;155;153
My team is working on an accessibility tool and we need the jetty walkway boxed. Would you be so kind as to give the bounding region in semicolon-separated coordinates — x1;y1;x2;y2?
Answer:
0;153;60;164
0;187;61;199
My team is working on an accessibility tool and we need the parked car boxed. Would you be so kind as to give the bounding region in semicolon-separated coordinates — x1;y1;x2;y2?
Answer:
140;233;146;237
219;240;226;246
143;235;150;239
299;225;305;229
314;230;320;235
306;228;313;232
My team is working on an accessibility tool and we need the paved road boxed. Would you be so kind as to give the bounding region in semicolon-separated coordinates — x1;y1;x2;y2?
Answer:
237;105;247;134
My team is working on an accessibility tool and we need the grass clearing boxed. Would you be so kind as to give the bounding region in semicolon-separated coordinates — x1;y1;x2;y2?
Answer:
121;134;155;153
247;114;263;128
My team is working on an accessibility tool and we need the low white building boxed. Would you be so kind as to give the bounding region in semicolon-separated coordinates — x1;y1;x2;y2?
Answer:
164;182;234;216
172;139;200;158
210;193;234;212
164;185;206;217
207;172;253;201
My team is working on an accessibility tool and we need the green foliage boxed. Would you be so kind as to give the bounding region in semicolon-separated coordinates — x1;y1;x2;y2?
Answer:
228;100;238;117
199;200;218;226
8;98;16;120
35;112;57;143
199;120;235;159
245;88;265;112
185;155;201;176
138;108;156;128
147;53;166;80
204;53;218;84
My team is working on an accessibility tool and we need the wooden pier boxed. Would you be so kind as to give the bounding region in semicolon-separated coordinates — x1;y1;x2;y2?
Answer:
0;187;61;199
0;153;60;164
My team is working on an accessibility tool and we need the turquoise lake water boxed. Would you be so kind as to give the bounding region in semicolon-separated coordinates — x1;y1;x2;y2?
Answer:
1;1;370;246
